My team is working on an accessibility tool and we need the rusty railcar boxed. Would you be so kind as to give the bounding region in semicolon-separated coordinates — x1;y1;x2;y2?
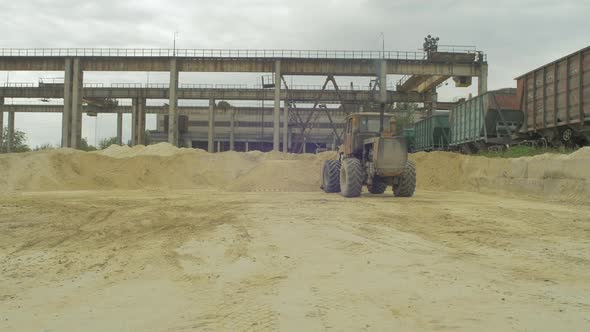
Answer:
516;46;590;146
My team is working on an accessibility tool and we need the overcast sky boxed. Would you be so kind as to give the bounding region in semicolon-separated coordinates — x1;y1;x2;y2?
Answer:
1;0;589;147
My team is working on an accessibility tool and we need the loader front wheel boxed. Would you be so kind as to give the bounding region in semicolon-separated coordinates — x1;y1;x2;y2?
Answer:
340;158;364;197
321;160;341;193
393;160;416;197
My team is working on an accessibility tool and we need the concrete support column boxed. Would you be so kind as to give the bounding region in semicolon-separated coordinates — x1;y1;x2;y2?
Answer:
131;98;138;146
229;108;235;151
131;98;146;146
6;111;14;153
217;141;221;153
61;58;73;148
282;104;288;153
245;141;249;152
168;58;179;146
478;63;488;95
116;111;123;145
70;58;83;149
207;99;215;153
138;98;146;145
273;61;281;151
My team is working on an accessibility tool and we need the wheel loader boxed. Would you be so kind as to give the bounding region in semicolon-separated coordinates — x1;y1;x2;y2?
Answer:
321;111;416;197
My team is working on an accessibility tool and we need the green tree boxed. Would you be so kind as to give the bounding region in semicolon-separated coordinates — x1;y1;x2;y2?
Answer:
217;100;232;110
79;138;97;151
391;102;418;133
1;127;31;153
98;136;119;150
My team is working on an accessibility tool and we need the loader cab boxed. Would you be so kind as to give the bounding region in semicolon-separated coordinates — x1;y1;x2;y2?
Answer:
344;113;395;135
343;113;396;157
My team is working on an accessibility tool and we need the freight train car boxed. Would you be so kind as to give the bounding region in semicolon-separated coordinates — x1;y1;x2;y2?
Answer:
516;46;590;147
402;128;415;152
413;113;450;152
449;89;523;153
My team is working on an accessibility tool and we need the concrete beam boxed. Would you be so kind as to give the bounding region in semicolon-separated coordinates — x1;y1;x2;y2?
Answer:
398;75;449;94
0;104;352;114
0;56;485;77
414;76;448;94
0;86;425;103
168;58;179;146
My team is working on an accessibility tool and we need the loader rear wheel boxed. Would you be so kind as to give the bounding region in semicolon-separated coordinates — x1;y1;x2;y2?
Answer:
393;160;416;197
367;176;387;194
321;160;341;193
340;158;364;197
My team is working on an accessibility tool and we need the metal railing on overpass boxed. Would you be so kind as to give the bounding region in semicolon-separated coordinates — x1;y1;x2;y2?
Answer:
2;82;36;87
0;48;436;60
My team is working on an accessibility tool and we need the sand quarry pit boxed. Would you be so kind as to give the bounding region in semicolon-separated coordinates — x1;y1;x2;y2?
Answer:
1;143;589;331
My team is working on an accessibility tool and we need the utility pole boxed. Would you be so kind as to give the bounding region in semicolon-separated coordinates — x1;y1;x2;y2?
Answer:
380;32;385;59
173;31;179;56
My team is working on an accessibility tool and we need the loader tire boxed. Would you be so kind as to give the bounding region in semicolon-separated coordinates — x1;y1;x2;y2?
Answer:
321;160;341;193
367;176;387;194
340;158;364;197
393;160;416;197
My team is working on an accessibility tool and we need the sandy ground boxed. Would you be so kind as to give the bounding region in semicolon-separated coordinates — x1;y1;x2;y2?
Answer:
1;189;589;331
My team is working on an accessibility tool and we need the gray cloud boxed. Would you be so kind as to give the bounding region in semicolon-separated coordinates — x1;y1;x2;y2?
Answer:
0;0;588;147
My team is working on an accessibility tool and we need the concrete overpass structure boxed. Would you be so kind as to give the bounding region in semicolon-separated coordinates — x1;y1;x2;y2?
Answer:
0;101;458;153
0;47;487;152
0;85;424;103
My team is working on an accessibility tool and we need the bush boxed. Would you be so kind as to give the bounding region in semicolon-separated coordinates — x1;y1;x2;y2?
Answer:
99;137;119;150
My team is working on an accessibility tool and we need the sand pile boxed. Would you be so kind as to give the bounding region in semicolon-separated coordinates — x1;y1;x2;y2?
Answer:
0;143;588;202
410;147;590;203
0;143;334;193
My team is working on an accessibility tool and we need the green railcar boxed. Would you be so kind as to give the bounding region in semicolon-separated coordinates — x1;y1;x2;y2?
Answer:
413;114;450;151
449;89;523;152
403;128;415;152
